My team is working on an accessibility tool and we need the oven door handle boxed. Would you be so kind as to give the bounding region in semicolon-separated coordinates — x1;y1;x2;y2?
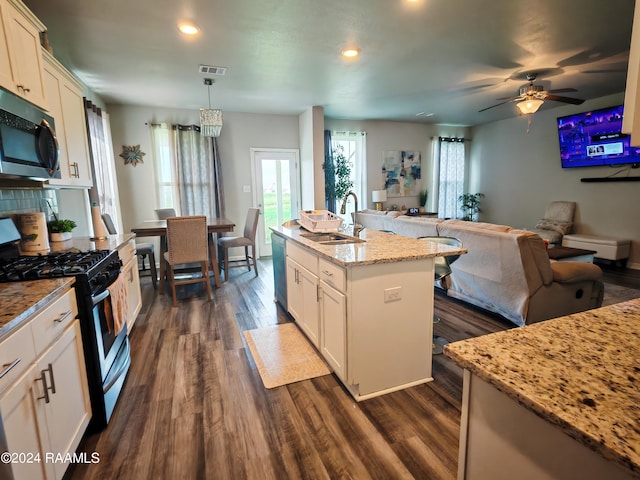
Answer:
92;289;110;306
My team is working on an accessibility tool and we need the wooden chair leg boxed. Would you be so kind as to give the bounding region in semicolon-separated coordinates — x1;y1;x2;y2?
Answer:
202;261;212;300
149;252;158;289
252;244;258;276
169;265;177;307
224;247;229;282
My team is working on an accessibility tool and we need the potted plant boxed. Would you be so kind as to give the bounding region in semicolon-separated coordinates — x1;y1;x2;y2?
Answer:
458;193;484;221
419;189;428;211
48;216;77;242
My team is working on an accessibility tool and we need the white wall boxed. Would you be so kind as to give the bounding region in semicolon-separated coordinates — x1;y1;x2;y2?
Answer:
106;105;300;240
470;92;640;268
324;119;470;210
298;106;325;209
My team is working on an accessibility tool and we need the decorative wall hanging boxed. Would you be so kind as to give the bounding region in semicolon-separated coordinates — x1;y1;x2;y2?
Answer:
381;151;421;197
120;145;145;166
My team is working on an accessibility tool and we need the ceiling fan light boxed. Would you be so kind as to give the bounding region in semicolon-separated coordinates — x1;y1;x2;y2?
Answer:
517;98;544;114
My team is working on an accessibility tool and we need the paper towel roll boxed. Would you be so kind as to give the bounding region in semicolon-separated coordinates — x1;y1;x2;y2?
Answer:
91;206;109;240
19;212;50;252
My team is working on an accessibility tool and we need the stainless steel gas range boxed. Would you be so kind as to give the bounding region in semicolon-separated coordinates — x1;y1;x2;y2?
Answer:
0;218;131;431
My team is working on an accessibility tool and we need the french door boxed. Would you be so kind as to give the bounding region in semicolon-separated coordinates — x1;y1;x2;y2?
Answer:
251;148;300;256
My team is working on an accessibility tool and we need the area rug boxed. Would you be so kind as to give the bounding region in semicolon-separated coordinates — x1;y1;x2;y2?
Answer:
243;323;331;389
602;282;640;307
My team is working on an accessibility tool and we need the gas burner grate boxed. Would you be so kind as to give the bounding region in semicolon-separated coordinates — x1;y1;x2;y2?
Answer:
0;250;111;282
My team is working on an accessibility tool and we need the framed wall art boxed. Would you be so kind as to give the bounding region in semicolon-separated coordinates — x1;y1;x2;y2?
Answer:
381;151;421;197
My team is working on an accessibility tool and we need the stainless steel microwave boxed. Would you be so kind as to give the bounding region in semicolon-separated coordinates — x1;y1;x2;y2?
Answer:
0;89;60;180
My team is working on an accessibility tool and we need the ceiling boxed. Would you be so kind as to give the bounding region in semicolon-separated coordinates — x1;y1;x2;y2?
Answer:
23;0;635;127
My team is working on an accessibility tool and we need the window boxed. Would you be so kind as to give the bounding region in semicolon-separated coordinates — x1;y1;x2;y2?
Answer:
150;123;178;210
149;123;218;218
437;137;465;219
331;131;367;219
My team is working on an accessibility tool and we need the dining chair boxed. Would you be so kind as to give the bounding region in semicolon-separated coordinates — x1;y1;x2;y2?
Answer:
155;208;177;220
102;213;157;289
418;236;462;354
164;216;212;306
218;208;260;281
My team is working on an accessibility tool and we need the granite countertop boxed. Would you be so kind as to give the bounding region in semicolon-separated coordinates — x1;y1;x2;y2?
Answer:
44;233;135;253
271;226;466;267
0;278;75;341
444;298;640;478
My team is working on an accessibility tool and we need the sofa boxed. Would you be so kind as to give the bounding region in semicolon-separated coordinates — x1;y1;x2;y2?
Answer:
357;210;604;327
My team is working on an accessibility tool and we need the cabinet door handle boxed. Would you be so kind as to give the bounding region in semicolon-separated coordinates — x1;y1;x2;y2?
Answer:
322;270;333;277
36;370;50;404
45;363;56;395
53;310;73;323
72;162;79;178
0;359;21;379
317;284;321;302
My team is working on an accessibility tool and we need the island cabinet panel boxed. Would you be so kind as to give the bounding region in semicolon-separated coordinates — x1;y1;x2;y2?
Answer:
319;279;346;379
458;371;635;480
347;259;433;398
286;256;320;347
118;238;142;333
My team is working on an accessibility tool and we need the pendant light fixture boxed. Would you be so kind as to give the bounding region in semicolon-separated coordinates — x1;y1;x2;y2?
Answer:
200;78;223;137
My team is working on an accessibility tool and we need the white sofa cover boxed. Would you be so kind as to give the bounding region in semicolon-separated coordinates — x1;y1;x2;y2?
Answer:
357;210;604;326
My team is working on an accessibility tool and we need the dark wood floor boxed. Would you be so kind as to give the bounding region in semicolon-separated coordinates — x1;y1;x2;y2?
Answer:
67;260;640;480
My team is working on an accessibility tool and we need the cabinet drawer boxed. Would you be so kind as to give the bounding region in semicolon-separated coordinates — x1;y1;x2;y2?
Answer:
287;242;317;274
31;289;78;353
0;321;36;394
118;239;136;264
319;258;345;292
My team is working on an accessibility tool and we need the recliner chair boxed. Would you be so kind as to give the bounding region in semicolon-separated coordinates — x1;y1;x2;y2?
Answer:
532;201;576;245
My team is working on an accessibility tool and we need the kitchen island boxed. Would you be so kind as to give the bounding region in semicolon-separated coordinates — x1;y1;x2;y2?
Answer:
271;225;465;401
445;298;640;480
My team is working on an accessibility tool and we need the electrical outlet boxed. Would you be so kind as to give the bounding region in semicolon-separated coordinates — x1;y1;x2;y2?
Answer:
243;185;251;193
384;286;402;302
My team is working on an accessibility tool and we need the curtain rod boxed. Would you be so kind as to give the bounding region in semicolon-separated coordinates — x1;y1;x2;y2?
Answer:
431;136;471;141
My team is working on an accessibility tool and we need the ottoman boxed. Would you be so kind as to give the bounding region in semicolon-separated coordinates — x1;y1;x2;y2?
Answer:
562;234;630;265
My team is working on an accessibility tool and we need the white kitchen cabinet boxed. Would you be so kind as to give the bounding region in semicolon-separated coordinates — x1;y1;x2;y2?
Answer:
319;280;346;379
118;237;142;332
36;321;91;480
284;238;434;401
42;50;93;188
0;0;47;109
286;256;320;347
1;363;52;480
0;288;92;480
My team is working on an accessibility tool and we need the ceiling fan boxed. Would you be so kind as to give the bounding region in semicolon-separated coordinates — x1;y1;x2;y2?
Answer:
479;73;585;114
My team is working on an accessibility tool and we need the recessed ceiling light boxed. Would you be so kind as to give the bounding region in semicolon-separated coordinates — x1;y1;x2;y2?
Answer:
178;22;200;35
341;47;360;58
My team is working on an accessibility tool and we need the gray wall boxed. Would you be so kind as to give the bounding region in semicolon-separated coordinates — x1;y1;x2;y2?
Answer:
470;92;639;268
107;105;300;239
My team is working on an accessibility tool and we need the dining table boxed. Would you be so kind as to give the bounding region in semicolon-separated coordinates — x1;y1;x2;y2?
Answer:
131;217;235;290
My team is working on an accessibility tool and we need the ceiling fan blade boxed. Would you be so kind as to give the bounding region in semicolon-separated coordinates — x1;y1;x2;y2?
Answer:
478;99;516;112
495;95;521;101
546;88;578;94
544;94;585;105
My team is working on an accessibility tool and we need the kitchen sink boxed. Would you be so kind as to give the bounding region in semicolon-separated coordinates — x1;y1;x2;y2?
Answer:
300;232;365;245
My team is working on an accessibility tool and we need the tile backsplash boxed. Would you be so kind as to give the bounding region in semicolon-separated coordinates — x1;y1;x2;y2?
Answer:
0;188;59;222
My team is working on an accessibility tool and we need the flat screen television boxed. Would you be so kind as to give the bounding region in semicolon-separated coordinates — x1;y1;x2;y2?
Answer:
557;104;640;168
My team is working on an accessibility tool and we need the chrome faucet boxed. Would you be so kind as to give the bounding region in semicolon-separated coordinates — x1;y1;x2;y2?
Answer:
340;191;363;237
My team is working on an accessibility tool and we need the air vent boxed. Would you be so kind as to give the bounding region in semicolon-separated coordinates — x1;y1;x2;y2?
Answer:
198;65;227;75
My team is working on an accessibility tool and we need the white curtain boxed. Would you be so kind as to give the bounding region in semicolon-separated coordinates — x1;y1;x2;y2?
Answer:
174;125;216;217
437;137;465;219
150;124;222;219
85;100;120;230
